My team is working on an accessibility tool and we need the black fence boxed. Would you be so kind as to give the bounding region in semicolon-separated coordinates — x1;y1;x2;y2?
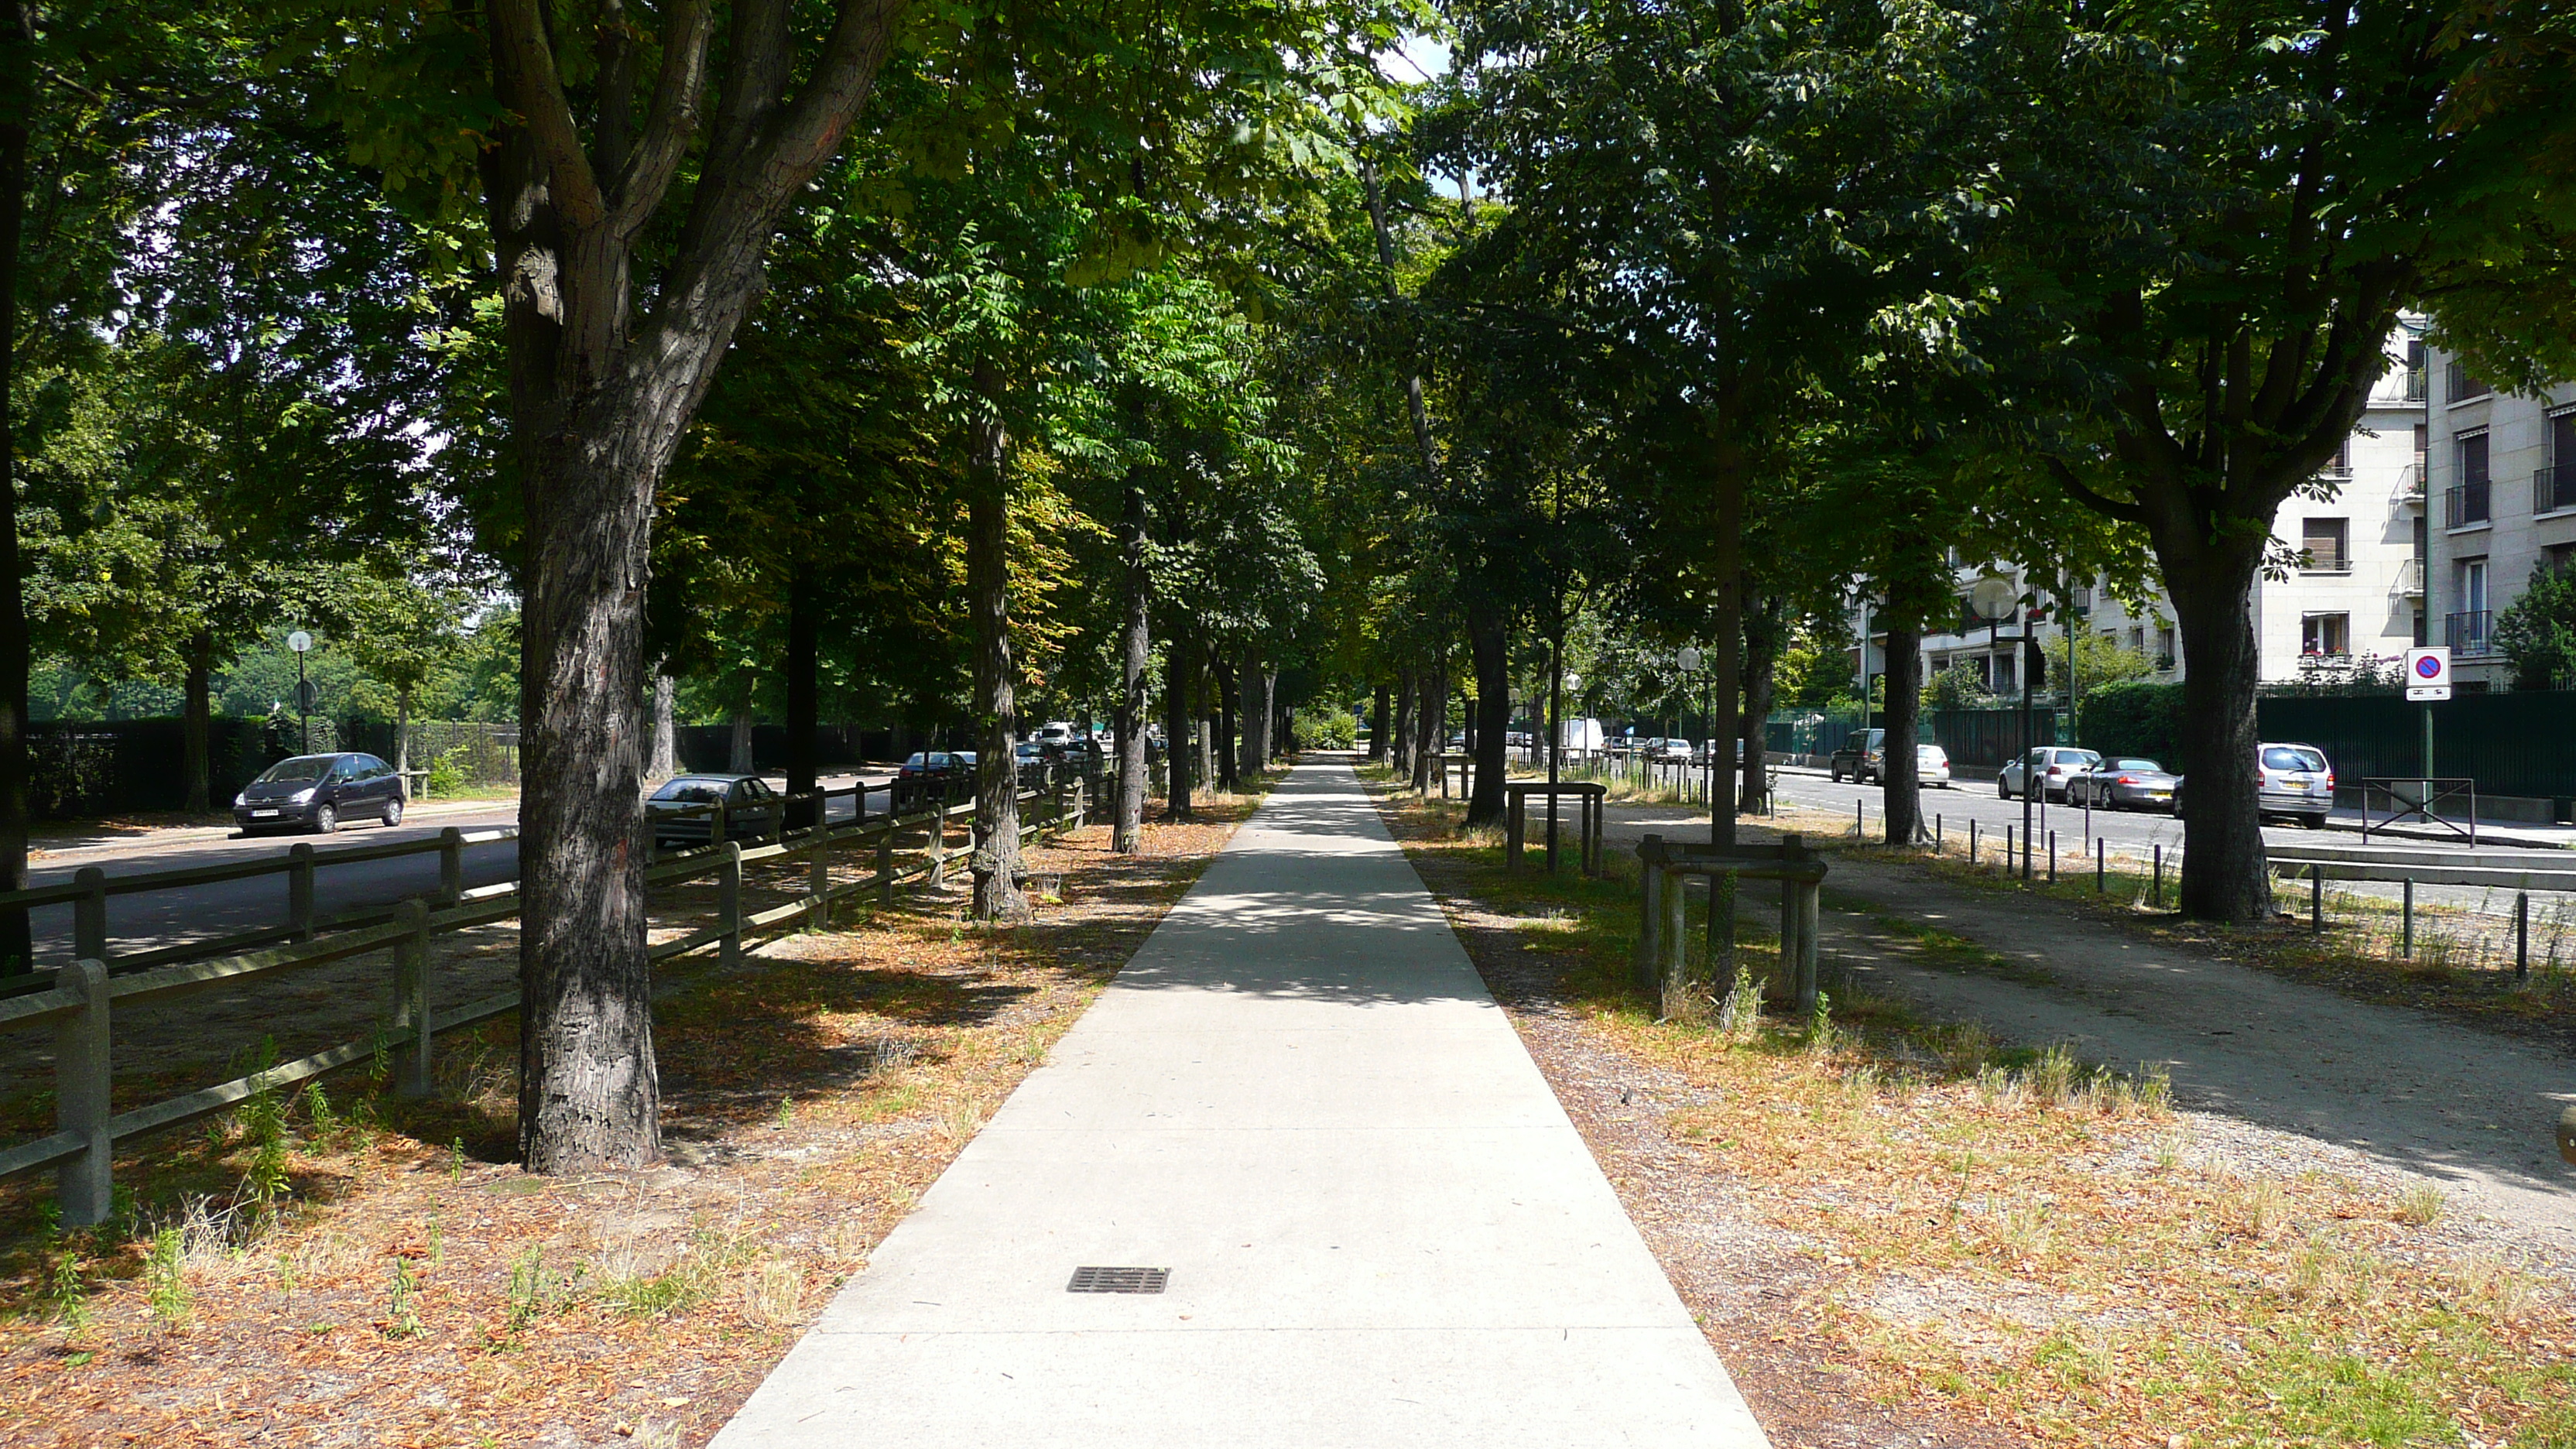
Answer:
27;717;316;819
2257;693;2576;809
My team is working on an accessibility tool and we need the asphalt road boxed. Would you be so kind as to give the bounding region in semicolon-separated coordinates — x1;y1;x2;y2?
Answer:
18;772;898;969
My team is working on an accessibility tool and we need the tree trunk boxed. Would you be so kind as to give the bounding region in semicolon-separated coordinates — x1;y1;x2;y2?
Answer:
1391;668;1415;779
964;376;1028;923
1115;485;1150;852
1706;441;1747;847
647;671;677;778
1214;656;1239;791
2168;541;2273;922
0;22;31;976
1367;680;1389;761
1411;662;1443;793
1163;635;1194;820
728;710;754;773
1467;609;1509;827
1236;650;1265;779
786;565;820;827
1879;615;1923;846
183;632;214;817
1739;591;1779;818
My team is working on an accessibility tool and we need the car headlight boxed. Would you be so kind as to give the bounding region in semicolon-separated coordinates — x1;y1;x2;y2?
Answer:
290;788;317;804
233;793;248;807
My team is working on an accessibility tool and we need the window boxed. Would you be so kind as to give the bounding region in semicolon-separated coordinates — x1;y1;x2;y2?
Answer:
2320;437;2351;480
2300;613;2350;657
2448;359;2492;402
2547;543;2576;577
2451;558;2492;655
2300;518;2349;572
1992;653;2016;694
2404;338;2427;402
2413;423;2427;488
2545;411;2576;514
2451;432;2492;527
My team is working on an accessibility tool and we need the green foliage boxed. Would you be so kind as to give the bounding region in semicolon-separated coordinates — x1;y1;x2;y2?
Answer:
1926;661;1997;711
2495;564;2576;692
144;1228;191;1331
1292;706;1358;750
2080;681;2188;770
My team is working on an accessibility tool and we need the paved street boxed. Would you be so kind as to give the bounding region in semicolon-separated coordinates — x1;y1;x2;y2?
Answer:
711;762;1772;1449
15;772;896;969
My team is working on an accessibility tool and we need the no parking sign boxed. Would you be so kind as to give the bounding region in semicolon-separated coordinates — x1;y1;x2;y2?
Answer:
2405;646;2451;701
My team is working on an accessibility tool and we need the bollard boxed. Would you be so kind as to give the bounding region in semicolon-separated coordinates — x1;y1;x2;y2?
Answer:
2517;892;2530;979
2311;865;2324;934
395;899;433;1098
1970;818;1978;863
438;826;465;906
2047;831;2057;885
2153;844;2163;906
1855;798;1864;838
2005;825;2014;879
55;959;112;1226
288;843;317;940
2402;878;2414;958
2096;836;2105;893
73;866;108;964
719;841;745;969
1935;814;1943;851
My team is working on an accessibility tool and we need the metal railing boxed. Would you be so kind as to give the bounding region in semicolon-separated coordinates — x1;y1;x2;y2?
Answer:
2299;549;2352;574
2396;557;2425;596
1;774;1094;1221
2535;464;2576;516
2447;610;2495;656
2447;480;2492;529
2395;463;2424;506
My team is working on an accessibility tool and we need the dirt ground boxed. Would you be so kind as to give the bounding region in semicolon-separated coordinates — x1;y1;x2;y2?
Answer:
1598;802;2576;1260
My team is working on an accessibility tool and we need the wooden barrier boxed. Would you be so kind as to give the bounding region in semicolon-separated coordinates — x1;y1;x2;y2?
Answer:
1634;834;1827;1019
1503;781;1606;876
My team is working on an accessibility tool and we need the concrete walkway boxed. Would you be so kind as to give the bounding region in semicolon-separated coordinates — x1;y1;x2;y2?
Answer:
712;763;1770;1447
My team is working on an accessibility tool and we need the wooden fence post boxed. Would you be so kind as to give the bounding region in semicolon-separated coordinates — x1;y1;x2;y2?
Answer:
810;834;832;932
927;803;949;889
73;867;107;965
1634;835;1664;989
720;841;745;969
876;828;896;907
1659;864;1691;1020
438;827;464;906
395;899;433;1098
55;958;111;1226
288;843;317;940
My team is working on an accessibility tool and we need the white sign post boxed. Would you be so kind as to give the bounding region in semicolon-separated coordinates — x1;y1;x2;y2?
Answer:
2404;646;2450;701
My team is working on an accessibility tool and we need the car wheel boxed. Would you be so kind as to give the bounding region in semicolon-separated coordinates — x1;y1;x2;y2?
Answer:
313;803;338;834
1997;776;2012;799
2304;812;2329;830
1828;764;1842;782
382;798;403;828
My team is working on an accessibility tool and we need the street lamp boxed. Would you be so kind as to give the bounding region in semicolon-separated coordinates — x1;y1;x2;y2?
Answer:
1965;577;2033;881
286;629;315;755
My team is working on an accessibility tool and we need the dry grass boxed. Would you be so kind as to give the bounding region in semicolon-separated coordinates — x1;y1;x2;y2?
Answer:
0;783;1274;1447
1372;784;2576;1449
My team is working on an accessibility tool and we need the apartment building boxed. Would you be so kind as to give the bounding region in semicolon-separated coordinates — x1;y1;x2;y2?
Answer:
1863;327;2428;694
2421;346;2576;689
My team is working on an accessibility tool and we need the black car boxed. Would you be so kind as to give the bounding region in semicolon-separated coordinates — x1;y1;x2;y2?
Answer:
646;773;784;848
235;752;407;834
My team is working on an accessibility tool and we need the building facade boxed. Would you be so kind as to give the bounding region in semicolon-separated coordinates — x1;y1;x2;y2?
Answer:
2421;345;2576;690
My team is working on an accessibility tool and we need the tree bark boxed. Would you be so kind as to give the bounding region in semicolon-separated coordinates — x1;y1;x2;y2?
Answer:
1411;661;1444;793
1738;591;1779;817
0;17;31;976
785;564;819;827
1467;608;1509;827
1214;656;1239;791
1706;423;1748;847
647;671;677;777
2168;541;2273;921
728;709;754;773
1879;615;1923;846
183;632;214;817
1163;633;1194;820
964;375;1027;922
1236;649;1265;779
1367;680;1389;761
1114;485;1149;852
1391;668;1415;779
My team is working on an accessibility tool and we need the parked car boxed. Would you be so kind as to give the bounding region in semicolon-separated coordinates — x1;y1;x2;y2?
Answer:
646;772;783;848
1654;738;1694;762
897;750;973;785
1034;721;1078;748
234;752;406;834
1828;729;1885;783
1998;746;2105;801
2174;742;2334;828
1917;743;1952;787
2070;757;2179;811
1014;741;1053;784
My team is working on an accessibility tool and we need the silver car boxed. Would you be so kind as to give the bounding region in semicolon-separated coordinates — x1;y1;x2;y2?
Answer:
648;773;784;848
1999;746;2103;802
2070;756;2177;810
2171;742;2337;827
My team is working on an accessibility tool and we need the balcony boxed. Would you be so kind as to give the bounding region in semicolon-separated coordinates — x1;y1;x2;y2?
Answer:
2537;463;2576;516
2395;463;2425;507
2403;366;2427;403
2297;550;2352;575
2447;610;2495;656
2447;479;2492;529
2396;557;2424;596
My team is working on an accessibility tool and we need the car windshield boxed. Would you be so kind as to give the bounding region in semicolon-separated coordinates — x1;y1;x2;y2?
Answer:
2112;759;2163;772
2057;749;2101;765
2264;746;2327;771
258;756;337;783
1917;745;1944;757
652;779;728;804
904;752;928;768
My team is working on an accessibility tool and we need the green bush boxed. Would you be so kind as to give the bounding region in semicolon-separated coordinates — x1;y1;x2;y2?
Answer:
426;746;471;796
2496;564;2576;691
1291;707;1358;750
2079;680;2187;770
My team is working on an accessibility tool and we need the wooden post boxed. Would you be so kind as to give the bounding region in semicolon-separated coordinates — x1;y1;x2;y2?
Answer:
55;959;112;1226
711;799;728;848
810;833;833;932
288;843;317;940
439;826;466;906
73;866;107;965
927;801;949;889
1797;875;1822;1015
876;828;896;908
1506;790;1524;873
1636;835;1664;990
395;899;433;1098
1659;863;1690;1019
720;841;745;969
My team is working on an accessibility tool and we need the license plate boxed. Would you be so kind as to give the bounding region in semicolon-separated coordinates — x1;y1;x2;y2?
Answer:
252;809;279;818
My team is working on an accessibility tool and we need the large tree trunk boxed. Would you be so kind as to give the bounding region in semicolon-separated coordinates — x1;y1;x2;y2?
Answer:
728;710;755;772
1163;637;1194;820
1707;425;1748;848
0;22;30;976
1391;668;1415;779
647;671;677;777
1214;656;1239;791
964;378;1027;923
485;0;905;1174
1467;609;1509;827
786;565;819;827
1738;591;1779;817
1410;662;1442;793
2168;540;2272;921
1115;486;1149;852
1367;680;1389;761
1879;615;1923;846
1236;650;1266;779
183;632;214;816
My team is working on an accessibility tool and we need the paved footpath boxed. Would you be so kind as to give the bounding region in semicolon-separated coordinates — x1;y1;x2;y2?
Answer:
713;763;1770;1447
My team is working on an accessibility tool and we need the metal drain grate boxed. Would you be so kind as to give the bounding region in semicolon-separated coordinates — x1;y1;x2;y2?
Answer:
1067;1266;1169;1294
